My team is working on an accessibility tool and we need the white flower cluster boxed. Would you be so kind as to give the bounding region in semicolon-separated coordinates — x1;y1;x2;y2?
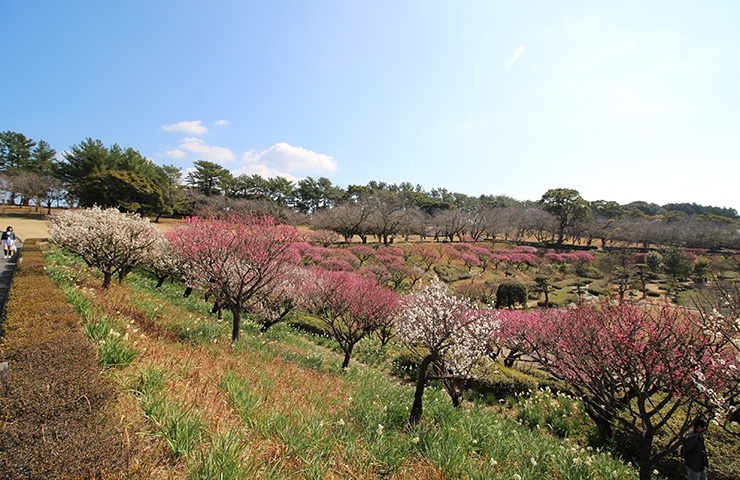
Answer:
394;279;500;376
49;206;163;286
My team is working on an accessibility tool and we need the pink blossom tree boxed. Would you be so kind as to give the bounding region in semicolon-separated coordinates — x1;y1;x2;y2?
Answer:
408;244;443;272
492;309;543;367
167;215;302;342
49;206;163;288
394;279;499;425
299;268;399;369
530;300;725;480
348;245;376;265
301;229;340;247
470;246;494;273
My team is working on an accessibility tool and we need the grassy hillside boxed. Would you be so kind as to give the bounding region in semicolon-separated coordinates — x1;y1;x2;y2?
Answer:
0;241;651;479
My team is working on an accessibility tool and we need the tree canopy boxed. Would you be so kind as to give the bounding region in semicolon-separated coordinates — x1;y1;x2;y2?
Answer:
539;188;592;244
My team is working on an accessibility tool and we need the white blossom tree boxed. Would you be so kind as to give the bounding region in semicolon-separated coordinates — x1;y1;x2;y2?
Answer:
139;235;189;288
250;265;306;332
394;279;500;425
695;280;740;433
49;206;163;288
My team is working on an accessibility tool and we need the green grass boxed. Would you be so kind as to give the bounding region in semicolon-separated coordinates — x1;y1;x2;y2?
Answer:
188;428;253;480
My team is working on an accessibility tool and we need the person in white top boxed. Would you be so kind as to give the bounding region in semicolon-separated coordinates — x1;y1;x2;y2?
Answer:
2;226;18;259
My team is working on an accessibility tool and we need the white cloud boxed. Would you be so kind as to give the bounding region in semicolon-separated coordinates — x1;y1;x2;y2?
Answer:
231;163;300;183
177;137;235;162
162;120;209;135
165;148;187;159
505;45;526;67
240;142;336;173
215;120;229;127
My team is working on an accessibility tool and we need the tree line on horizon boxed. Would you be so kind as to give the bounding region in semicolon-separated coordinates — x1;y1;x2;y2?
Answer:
2;131;739;249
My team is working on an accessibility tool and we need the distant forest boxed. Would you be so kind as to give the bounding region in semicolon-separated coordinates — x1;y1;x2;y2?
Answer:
2;131;739;250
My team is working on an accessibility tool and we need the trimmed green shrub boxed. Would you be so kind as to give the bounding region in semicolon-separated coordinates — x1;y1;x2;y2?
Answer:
495;281;528;309
467;365;540;400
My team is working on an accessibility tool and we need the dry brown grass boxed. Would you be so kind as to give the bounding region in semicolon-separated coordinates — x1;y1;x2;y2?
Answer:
93;285;368;476
39;250;446;478
0;239;164;479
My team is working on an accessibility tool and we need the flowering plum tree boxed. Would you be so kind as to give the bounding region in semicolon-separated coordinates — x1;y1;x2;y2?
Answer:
348;245;375;265
49;206;162;288
491;310;543;367
491;248;539;271
299;268;399;369
695;279;740;430
250;265;306;332
530;300;725;480
294;243;331;266
408;244;443;272
301;229;340;247
140;235;188;288
394;279;499;425
543;250;594;264
167;215;302;342
469;245;494;272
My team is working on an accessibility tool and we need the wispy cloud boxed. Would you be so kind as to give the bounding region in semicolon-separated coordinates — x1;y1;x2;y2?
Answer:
164;148;187;159
215;120;229;127
505;45;526;67
231;163;300;182
162;120;209;135
168;137;235;162
240;142;336;173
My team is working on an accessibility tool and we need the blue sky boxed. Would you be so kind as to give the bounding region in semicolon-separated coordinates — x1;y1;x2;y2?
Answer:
2;1;739;211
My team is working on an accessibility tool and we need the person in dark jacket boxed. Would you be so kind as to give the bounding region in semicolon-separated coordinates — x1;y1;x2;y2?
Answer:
681;418;709;480
1;226;18;259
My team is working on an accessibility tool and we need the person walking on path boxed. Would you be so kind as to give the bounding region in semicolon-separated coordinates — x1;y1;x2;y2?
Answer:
1;226;19;259
681;418;709;480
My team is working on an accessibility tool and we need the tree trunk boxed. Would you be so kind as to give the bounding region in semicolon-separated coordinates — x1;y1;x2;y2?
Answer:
155;276;166;288
408;354;435;426
582;401;613;442
231;307;242;342
102;272;113;289
637;432;655;480
442;378;462;408
341;343;355;370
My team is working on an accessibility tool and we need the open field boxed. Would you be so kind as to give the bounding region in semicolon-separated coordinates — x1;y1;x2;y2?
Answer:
0;210;183;241
0;217;51;240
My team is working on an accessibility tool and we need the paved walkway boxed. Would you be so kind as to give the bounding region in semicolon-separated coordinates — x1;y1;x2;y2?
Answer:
0;241;22;336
